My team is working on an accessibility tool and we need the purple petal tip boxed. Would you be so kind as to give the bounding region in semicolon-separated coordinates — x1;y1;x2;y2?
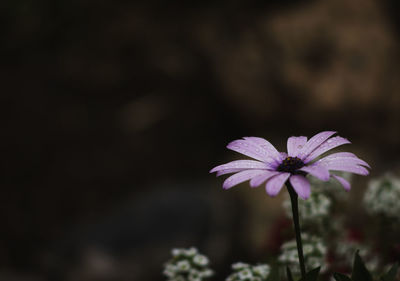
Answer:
265;190;278;197
299;193;310;200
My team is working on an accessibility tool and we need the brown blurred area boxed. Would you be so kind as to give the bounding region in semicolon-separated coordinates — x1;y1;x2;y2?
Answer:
1;0;400;280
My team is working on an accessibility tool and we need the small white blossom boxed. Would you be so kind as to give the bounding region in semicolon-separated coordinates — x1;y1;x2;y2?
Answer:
172;248;183;257
184;247;198;257
238;269;253;280
252;265;270;278
199;269;214;278
193;254;209;266
303;245;314;255
188;269;201;281
308;257;321;269
316;243;326;255
177;260;191;272
232;262;250;270
163;269;176;278
166;264;178;272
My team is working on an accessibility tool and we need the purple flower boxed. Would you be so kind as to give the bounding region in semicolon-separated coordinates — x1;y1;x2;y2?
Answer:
210;131;370;199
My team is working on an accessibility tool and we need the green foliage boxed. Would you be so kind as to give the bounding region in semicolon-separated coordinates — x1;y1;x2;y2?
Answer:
285;267;321;281
286;266;294;281
333;251;399;281
298;267;321;281
333;273;352;281
351;251;373;281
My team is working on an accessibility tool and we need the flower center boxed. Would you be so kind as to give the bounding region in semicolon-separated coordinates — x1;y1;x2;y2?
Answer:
277;157;305;174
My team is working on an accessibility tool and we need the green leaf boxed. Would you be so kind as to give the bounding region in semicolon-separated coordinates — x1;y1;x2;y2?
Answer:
351;251;373;281
333;272;352;281
266;266;281;281
381;263;399;281
286;266;294;281
299;267;321;281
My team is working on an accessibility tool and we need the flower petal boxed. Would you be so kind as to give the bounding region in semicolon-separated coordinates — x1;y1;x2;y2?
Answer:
265;173;290;197
289;175;311;199
287;136;307;157
300;164;330;181
303;136;351;163
297;131;336;160
227;138;278;163
222;170;266;189
332;175;351;191
317;152;370;168
216;168;243;176
243;137;281;161
249;171;280;188
318;162;369;175
210;160;270;173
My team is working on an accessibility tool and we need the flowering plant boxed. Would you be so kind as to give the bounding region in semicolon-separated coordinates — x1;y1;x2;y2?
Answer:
210;131;370;280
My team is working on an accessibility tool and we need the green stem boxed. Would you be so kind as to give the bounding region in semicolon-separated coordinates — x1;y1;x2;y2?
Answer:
287;182;306;279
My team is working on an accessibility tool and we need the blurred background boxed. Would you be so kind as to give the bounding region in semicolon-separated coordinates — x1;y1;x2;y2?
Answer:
1;0;400;280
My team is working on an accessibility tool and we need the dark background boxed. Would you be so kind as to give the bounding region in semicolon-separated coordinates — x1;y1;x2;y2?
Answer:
1;0;400;280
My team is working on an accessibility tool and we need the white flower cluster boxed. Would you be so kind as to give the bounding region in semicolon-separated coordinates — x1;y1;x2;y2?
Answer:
363;174;400;220
283;191;331;224
278;234;327;275
163;247;214;281
226;262;271;281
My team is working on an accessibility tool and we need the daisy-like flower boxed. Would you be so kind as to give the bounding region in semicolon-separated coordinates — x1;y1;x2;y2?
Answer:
210;131;370;199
